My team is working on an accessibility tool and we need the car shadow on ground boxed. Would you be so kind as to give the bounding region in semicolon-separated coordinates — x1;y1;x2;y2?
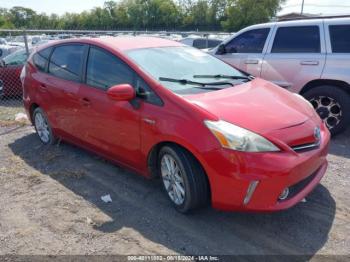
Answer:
329;128;350;159
9;131;336;256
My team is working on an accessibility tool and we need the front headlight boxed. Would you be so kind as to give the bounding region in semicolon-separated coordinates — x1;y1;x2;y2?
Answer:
204;120;280;152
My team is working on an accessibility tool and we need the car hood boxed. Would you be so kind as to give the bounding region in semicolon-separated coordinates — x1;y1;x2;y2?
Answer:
184;78;316;135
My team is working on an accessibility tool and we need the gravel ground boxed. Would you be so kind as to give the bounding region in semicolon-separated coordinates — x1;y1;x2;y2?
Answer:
0;123;349;258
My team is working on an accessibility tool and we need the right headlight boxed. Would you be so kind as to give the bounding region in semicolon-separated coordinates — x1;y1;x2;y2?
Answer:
204;120;280;152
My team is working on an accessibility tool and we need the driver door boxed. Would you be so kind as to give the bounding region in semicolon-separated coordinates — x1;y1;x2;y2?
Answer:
215;28;272;77
76;46;142;168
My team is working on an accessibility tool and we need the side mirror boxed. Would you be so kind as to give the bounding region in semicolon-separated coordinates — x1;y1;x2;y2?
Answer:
0;59;5;68
107;84;136;101
216;44;227;55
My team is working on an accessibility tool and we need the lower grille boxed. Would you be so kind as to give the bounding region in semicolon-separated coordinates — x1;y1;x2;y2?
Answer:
278;168;319;202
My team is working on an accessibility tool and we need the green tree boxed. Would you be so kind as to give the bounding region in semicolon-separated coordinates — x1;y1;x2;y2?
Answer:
222;0;285;31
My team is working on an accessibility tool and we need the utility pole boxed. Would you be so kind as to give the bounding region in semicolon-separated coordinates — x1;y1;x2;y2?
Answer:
301;0;305;14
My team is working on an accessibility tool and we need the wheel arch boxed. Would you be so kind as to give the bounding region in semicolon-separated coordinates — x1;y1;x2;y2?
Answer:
147;141;212;196
29;102;40;124
300;79;350;95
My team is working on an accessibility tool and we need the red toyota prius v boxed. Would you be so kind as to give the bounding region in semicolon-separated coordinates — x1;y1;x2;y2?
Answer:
22;37;330;213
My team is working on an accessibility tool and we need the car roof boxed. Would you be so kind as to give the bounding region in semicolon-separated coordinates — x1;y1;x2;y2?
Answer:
39;36;185;52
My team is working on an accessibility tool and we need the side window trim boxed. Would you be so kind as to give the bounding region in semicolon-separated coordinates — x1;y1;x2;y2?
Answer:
85;44;163;106
43;47;54;73
47;43;88;83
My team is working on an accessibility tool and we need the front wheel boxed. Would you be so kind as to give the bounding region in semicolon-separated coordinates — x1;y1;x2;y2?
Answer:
158;145;209;213
33;107;56;145
303;86;350;136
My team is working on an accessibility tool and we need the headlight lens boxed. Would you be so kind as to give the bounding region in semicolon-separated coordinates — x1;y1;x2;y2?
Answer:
204;120;280;152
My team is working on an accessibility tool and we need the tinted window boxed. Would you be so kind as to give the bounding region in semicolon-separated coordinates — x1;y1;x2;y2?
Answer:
49;45;85;82
86;47;134;90
193;39;222;49
329;25;350;53
225;28;270;53
272;26;320;53
33;47;52;72
193;39;207;49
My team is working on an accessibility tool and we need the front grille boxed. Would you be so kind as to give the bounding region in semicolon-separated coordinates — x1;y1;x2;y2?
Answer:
278;168;319;202
292;142;320;152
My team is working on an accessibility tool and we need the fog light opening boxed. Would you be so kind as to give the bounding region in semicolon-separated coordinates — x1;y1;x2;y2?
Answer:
279;187;289;200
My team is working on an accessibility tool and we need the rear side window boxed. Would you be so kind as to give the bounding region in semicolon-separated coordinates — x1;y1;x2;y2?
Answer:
329;25;350;53
49;44;85;82
272;26;320;53
33;47;52;72
225;28;270;53
193;39;207;49
86;47;134;90
193;39;222;49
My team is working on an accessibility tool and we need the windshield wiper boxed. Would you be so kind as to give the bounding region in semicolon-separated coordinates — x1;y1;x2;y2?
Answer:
193;74;254;80
159;77;234;89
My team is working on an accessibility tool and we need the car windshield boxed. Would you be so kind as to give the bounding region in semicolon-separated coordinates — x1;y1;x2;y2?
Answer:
3;49;30;65
126;46;247;94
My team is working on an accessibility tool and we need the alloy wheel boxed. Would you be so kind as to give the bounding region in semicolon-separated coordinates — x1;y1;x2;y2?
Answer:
160;154;186;206
309;96;342;130
34;111;50;143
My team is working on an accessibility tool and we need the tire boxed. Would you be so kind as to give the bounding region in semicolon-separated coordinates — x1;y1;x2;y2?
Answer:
303;86;350;136
158;145;209;213
33;107;57;145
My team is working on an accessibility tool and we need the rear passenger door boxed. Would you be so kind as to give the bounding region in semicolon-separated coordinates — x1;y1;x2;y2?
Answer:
45;44;87;137
261;23;326;92
322;20;350;83
215;28;271;77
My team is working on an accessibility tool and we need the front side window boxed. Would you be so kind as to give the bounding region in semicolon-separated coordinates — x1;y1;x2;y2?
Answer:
272;26;320;53
86;47;134;90
49;44;85;82
329;25;350;53
225;28;270;53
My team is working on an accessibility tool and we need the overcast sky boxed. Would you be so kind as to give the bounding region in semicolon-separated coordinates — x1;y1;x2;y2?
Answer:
0;0;350;16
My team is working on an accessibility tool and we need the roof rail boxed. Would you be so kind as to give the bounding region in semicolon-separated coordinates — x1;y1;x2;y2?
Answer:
278;14;350;22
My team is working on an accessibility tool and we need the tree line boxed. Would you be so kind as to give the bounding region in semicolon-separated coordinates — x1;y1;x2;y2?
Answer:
0;0;285;32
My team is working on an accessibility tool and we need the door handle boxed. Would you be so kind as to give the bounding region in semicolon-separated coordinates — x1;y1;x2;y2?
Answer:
39;83;47;92
80;97;91;107
245;59;259;64
300;61;319;66
63;91;75;98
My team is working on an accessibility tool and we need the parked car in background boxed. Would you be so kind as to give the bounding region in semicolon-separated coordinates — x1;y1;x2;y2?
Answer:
0;48;30;98
210;17;350;135
22;37;329;213
0;38;8;45
0;43;19;60
180;37;222;49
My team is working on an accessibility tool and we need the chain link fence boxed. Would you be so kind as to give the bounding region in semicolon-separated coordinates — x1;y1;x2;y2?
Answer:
0;29;231;124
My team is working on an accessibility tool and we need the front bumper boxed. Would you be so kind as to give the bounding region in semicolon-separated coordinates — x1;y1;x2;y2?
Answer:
201;124;330;211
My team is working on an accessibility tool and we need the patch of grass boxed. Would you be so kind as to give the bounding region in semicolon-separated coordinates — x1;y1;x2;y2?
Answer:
0;104;29;126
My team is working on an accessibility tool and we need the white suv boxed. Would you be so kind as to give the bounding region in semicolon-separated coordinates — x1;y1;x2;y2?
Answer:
210;17;350;135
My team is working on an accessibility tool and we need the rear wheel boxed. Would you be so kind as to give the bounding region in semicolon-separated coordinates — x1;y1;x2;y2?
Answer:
158;145;209;213
303;86;350;136
33;107;56;145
